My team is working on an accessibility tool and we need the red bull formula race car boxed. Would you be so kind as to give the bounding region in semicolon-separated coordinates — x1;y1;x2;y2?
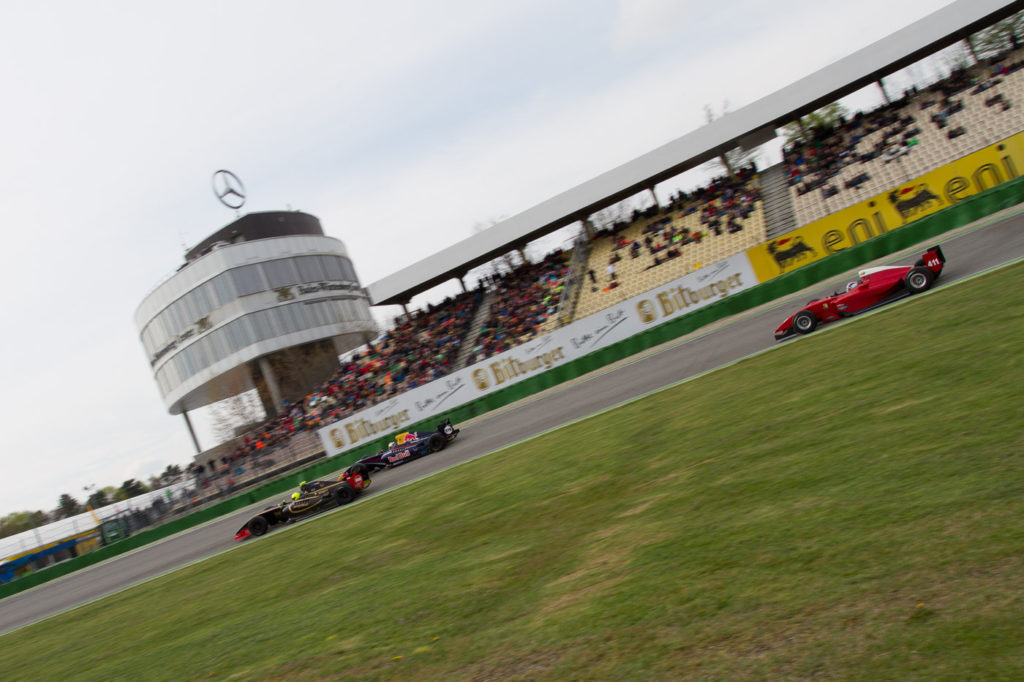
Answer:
774;245;945;341
234;466;371;540
347;418;460;473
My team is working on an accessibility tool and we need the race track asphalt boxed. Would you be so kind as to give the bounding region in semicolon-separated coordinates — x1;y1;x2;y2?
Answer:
2;210;1022;636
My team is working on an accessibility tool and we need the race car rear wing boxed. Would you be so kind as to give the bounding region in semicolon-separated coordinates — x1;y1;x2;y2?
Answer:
918;245;945;273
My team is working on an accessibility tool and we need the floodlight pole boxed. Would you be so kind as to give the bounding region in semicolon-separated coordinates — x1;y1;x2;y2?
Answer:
182;411;201;454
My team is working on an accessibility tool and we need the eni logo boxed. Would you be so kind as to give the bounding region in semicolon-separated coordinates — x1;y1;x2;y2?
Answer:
636;299;657;324
472;369;490;390
330;428;345;448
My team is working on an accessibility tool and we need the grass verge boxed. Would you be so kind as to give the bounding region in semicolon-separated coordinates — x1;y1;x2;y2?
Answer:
3;262;1023;681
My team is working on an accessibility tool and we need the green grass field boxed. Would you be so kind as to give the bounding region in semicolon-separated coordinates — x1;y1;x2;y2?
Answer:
3;262;1023;681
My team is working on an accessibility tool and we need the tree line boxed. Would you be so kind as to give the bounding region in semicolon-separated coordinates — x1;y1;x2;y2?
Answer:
0;464;184;540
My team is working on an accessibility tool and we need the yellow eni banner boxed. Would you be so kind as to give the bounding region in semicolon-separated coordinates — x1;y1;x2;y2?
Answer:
747;131;1024;281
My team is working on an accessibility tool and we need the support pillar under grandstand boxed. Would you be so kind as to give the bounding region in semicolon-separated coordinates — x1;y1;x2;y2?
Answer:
182;411;201;454
401;302;410;318
963;38;979;64
877;78;891;104
583;219;596;241
457;276;467;293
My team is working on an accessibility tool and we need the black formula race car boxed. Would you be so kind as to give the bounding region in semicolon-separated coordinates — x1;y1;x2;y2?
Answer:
347;419;460;473
774;245;946;340
234;467;371;540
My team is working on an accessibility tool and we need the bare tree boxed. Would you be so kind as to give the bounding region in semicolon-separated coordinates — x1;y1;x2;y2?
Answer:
207;373;266;444
589;195;645;232
969;11;1024;60
703;101;762;177
939;40;975;74
471;218;523;281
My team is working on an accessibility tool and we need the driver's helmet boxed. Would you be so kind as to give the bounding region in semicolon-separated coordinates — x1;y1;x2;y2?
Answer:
388;441;395;449
291;492;300;501
846;280;857;292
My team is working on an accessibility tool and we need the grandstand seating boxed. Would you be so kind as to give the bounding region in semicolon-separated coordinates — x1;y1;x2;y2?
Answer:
786;49;1024;225
204;289;484;470
212;255;570;469
573;172;767;320
462;251;571;365
214;45;1024;476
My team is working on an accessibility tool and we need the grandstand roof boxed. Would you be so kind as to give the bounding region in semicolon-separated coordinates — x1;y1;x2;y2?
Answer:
367;0;1022;306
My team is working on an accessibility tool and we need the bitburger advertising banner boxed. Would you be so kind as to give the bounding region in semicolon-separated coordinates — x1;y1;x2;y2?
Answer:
746;130;1024;282
317;252;757;456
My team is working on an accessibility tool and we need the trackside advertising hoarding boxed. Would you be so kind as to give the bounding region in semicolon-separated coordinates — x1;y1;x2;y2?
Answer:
746;130;1024;282
317;252;757;456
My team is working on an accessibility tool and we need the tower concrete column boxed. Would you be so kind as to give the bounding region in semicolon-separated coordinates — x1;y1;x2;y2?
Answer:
332;336;348;357
257;357;283;417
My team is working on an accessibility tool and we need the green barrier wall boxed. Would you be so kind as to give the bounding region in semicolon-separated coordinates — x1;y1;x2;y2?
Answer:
3;174;1021;602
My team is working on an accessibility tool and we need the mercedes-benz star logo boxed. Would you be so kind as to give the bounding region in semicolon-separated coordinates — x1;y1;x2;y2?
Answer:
212;169;246;209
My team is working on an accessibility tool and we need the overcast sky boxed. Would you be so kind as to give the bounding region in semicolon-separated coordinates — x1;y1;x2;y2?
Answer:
0;0;955;518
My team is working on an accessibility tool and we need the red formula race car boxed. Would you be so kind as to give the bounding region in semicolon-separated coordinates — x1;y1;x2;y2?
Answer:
774;245;945;341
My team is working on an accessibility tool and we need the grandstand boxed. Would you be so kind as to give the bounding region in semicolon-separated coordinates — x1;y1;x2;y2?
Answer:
99;0;1024;528
193;0;1024;494
572;167;767;320
785;44;1024;225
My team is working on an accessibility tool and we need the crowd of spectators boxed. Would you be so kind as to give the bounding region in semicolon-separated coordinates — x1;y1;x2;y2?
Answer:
783;102;922;199
784;46;1024;207
199;289;484;481
199;251;574;481
464;251;570;364
590;164;761;281
194;44;1024;489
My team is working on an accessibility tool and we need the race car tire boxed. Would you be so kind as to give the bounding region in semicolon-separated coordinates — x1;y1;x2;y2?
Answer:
333;482;356;506
905;267;934;294
248;516;270;537
793;310;818;335
349;462;369;480
428;433;445;452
